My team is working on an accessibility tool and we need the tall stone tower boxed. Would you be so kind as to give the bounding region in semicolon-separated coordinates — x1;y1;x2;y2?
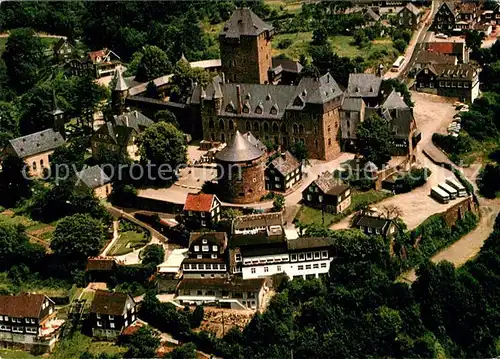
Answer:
112;69;129;115
50;88;65;137
219;8;274;84
215;131;266;204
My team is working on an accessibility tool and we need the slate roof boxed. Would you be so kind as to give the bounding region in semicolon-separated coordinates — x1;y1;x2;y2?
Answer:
309;171;348;196
365;8;381;22
290;74;343;107
415;50;457;66
435;63;477;81
287;237;335;251
215;130;264;163
442;2;458;16
8;129;65;158
53;38;74;53
95;122;135;147
381;90;409;110
178;277;267;293
346;74;382;98
341;97;365;112
239;241;288;257
76;165;111;189
86;258;117;272
0;294;50;319
243;132;267;152
114;70;128;91
184;193;217;212
403;3;420;16
233;212;283;231
269;151;300;176
189;232;227;249
220;8;273;38
91;290;133;316
381;108;414;139
271;57;304;74
113;110;154;132
354;214;393;231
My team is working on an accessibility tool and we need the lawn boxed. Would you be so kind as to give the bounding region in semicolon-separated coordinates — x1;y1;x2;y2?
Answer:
0;349;37;359
296;189;392;227
0;211;55;243
108;231;148;256
0;36;60;55
87;341;127;357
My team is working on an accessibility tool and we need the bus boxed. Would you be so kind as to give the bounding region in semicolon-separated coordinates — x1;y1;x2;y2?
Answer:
431;186;450;204
391;56;405;72
438;183;458;200
445;178;468;197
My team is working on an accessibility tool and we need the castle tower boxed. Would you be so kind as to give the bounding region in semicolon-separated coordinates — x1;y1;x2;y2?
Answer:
50;88;65;137
215;130;266;204
219;8;274;84
112;69;129;115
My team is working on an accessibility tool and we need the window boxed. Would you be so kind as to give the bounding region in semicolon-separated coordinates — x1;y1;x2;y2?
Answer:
199;264;205;270
197;255;202;259
32;161;37;170
212;245;218;252
97;321;102;327
202;245;209;251
110;323;115;329
264;266;269;273
31;319;35;324
12;326;23;333
321;263;327;268
197;290;203;295
201;220;206;226
5;316;8;321
314;252;320;259
211;254;217;259
251;268;256;274
194;245;200;252
25;318;30;324
213;264;218;270
313;264;319;269
299;254;305;261
200;212;205;218
221;264;226;270
291;254;297;261
206;264;212;270
184;264;190;270
298;265;304;270
235;254;242;262
306;253;312;260
321;251;328;259
306;264;312;270
277;265;282;272
109;315;114;321
40;159;44;168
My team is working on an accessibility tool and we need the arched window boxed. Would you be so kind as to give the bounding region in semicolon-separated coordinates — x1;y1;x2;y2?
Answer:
32;162;37;170
229;120;234;130
40;159;44;168
219;119;225;130
272;123;279;133
293;124;299;134
347;120;350;128
253;122;260;132
280;124;286;133
209;119;215;129
263;122;269;132
255;106;263;114
210;133;215;141
246;121;251;131
220;133;226;142
299;124;304;133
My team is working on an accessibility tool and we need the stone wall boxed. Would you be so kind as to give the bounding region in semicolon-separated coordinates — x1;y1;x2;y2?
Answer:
442;196;478;227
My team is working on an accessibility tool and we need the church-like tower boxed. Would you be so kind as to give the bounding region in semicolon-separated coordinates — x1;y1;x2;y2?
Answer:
219;8;274;84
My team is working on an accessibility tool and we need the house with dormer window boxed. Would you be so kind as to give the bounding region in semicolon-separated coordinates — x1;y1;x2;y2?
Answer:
89;290;137;340
302;171;351;214
183;193;222;228
182;232;228;278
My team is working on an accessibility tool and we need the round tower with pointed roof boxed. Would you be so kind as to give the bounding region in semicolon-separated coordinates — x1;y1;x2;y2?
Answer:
215;130;266;204
112;69;129;115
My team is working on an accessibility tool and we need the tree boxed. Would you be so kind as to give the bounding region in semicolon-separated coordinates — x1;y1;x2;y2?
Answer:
0;221;45;271
123;326;161;358
479;163;500;198
141;244;165;267
381;79;413;108
2;28;46;93
0;154;32;207
289;141;309;164
190;305;204;328
393;39;407;53
154;110;179;128
73;74;108;130
356;115;392;167
381;205;403;220
312;26;328;46
0;101;19;148
136;45;172;82
138;122;187;178
170;60;210;102
272;194;285;212
465;30;486;53
166;343;197;359
50;213;106;263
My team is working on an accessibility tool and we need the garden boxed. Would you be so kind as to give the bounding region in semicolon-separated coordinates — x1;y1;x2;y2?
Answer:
108;220;150;256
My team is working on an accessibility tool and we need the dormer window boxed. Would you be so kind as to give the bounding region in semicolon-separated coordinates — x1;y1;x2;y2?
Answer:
246;93;251;100
293;96;304;107
270;104;279;115
243;103;250;113
266;93;271;101
255;103;263;114
302;89;307;97
225;102;235;113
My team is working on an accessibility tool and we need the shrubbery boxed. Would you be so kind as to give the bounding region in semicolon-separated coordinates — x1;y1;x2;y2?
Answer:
432;133;474;163
394;168;432;194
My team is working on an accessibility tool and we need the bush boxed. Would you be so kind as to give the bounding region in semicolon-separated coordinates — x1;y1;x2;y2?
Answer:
395;168;432;194
478;163;500;198
141;244;165;267
272;194;285;212
394;39;407;53
277;38;293;49
432;133;473;163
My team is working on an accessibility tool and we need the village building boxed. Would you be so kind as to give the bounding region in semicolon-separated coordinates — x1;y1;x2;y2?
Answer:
345;73;382;108
89;290;137;340
232;212;284;236
91;101;153;161
175;277;270;310
413;50;457;72
183;193;222;228
302;171;352;214
4;129;65;178
182;232;228;279
0;294;64;354
268;57;304;85
214;130;267;204
265;151;302;192
157;248;189;292
424;32;469;63
85;257;118;284
52;38;77;63
432;2;457;33
397;3;421;30
415;63;480;103
69;48;121;78
352;213;398;238
75;165;112;199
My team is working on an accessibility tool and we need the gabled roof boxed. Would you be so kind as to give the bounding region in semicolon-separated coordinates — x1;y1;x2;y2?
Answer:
290;73;343;107
76;165;111;189
269;151;300;177
90;290;134;316
442;2;457;16
308;171;349;196
94;122;136;147
53;38;74;53
365;7;381;21
215;130;264;163
382;90;408;110
86;257;117;272
184;193;217;212
114;70;128;91
0;293;51;319
8;129;65;159
415;50;457;66
346;74;382;98
233;212;283;231
271;57;304;74
88;49;108;63
341;97;365;112
402;3;420;16
189;232;227;251
113;110;153;132
354;214;393;231
220;8;273;38
434;63;477;81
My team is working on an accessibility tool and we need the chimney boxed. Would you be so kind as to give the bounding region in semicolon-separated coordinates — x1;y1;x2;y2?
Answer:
236;85;242;114
221;72;226;84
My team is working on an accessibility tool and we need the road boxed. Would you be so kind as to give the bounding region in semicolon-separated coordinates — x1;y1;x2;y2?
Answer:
384;0;436;80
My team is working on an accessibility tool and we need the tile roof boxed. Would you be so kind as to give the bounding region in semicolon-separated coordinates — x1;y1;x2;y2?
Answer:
215;130;265;163
354;214;393;231
88;49;108;63
76;165;111;189
86;257;117;271
346;74;382;98
270;151;300;176
0;294;49;318
8;129;65;159
178;277;267;293
184;193;216;212
90;290;133;316
220;8;273;38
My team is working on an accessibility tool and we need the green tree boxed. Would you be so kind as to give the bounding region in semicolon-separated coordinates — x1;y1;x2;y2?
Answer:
2;28;46;93
50;213;106;263
166;343;197;359
272;194;285;212
465;30;486;52
190;305;204;328
138;121;187;170
73;74;108;130
393;39;407;53
0;222;45;271
289;141;309;163
0;102;19;148
170;60;210;102
154;110;179;128
136;45;172;82
123;326;161;358
0;154;32;207
356;114;392;167
312;26;328;46
141;244;165;267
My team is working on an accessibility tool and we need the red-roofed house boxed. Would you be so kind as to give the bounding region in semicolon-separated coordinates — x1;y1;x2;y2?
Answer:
425;40;469;63
183;193;222;228
69;48;121;78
